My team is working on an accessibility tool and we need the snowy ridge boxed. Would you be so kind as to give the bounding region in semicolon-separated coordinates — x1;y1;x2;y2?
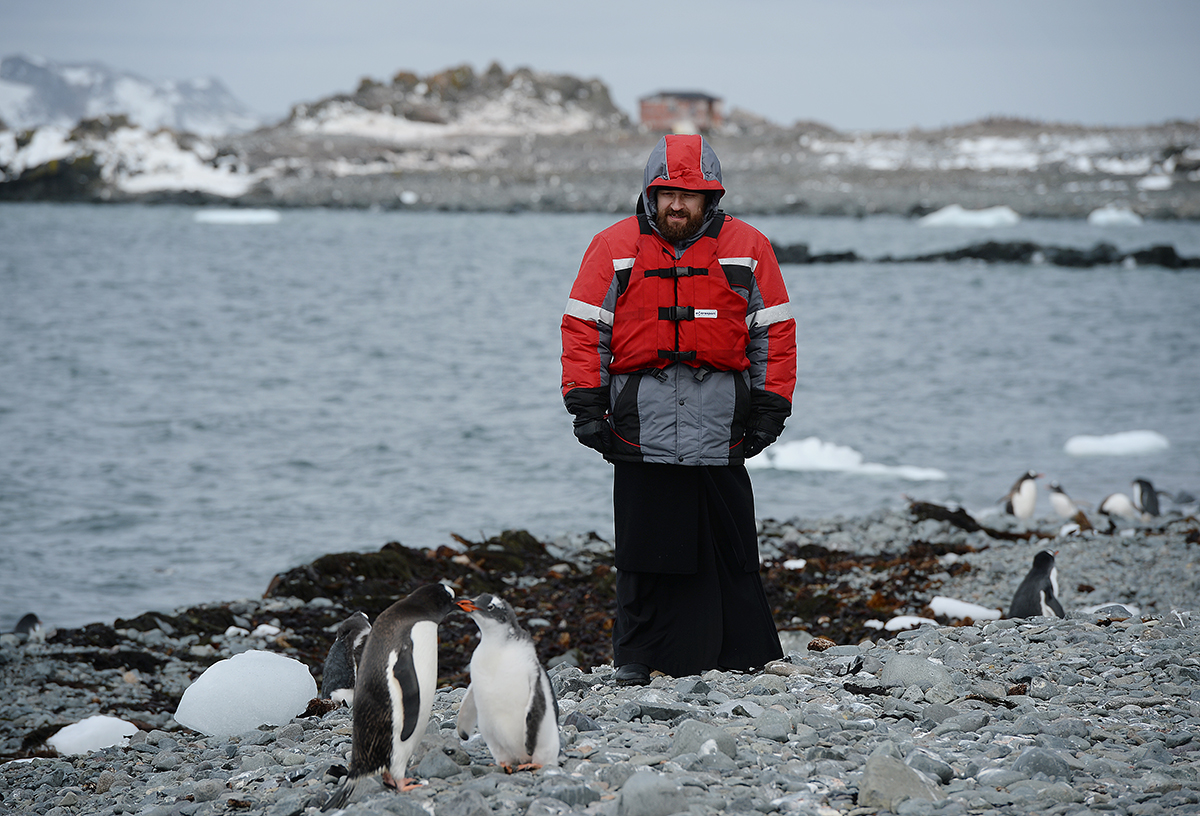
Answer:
0;55;261;137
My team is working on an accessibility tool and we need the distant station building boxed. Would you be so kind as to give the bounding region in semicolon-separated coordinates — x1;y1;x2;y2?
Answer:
639;91;724;133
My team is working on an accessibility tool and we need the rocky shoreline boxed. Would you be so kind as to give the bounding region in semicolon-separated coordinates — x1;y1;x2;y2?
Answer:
2;506;1198;815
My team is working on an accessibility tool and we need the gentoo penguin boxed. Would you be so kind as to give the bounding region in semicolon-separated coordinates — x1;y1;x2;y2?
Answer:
1001;470;1042;519
1009;550;1065;619
323;584;457;811
455;593;560;770
13;613;42;640
1098;492;1139;520
1047;481;1093;531
1132;478;1160;517
321;611;371;705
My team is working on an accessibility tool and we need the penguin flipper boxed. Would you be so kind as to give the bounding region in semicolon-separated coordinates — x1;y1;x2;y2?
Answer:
393;646;422;741
457;683;478;741
1047;592;1065;618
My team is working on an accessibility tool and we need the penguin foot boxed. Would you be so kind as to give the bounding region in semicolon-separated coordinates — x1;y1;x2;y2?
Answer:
382;771;424;792
500;762;542;773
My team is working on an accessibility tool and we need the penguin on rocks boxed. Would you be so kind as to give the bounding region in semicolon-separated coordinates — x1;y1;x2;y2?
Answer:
1047;481;1093;531
323;583;457;811
1132;477;1160;517
455;593;560;771
1009;550;1065;619
1098;492;1139;520
12;613;45;643
321;611;371;705
1001;470;1042;519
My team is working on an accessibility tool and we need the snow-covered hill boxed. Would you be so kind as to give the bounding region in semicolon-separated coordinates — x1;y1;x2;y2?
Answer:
0;55;261;137
0;59;1197;218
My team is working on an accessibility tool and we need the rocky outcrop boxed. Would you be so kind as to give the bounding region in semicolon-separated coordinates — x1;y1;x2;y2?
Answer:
2;61;1198;217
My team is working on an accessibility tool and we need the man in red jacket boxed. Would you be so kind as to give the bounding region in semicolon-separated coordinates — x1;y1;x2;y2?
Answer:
561;134;797;685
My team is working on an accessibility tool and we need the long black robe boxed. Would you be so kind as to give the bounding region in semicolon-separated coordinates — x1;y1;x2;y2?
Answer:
611;461;783;676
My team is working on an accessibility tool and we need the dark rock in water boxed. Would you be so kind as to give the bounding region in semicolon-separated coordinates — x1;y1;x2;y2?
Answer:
1128;244;1197;269
770;239;1200;270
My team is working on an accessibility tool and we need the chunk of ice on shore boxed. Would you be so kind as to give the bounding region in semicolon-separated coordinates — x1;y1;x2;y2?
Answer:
917;204;1020;227
1087;204;1143;226
1064;430;1169;456
174;650;317;737
47;715;138;754
929;596;1002;621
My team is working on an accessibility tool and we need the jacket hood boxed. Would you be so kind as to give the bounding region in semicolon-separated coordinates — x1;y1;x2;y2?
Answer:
641;134;725;237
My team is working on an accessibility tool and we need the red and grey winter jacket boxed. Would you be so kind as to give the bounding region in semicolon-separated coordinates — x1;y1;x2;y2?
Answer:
561;201;796;466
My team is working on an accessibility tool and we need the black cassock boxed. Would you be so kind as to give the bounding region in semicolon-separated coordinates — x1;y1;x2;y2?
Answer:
611;461;783;676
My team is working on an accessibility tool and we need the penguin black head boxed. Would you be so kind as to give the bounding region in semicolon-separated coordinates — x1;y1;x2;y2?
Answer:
406;582;458;617
1031;550;1057;570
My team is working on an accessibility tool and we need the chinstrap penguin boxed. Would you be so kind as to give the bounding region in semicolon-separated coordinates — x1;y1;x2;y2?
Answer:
1047;481;1092;531
1001;470;1042;519
1009;550;1065;619
323;583;457;811
455;593;561;771
321;611;371;705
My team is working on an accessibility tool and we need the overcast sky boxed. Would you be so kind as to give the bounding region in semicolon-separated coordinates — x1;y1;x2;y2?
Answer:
3;0;1198;132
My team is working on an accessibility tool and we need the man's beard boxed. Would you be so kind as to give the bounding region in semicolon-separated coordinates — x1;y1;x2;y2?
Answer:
655;206;706;243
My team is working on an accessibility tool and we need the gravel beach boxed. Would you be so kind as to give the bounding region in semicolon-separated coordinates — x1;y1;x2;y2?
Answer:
2;508;1198;815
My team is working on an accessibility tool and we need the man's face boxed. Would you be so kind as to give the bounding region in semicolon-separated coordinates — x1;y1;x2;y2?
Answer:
655;188;707;242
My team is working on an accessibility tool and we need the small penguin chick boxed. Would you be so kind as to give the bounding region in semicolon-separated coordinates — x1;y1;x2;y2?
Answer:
321;611;371;705
455;593;561;771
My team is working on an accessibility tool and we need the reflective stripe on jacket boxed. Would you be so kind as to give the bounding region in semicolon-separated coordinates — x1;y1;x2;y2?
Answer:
562;212;796;466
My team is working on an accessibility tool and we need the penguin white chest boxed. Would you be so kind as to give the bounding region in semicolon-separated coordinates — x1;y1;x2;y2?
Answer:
384;620;438;777
469;640;538;755
1012;480;1037;519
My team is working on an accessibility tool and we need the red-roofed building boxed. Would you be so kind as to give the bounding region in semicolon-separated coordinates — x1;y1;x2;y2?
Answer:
639;91;723;133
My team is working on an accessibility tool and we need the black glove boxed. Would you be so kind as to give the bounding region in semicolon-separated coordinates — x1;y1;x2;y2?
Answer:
742;428;776;459
741;388;790;458
573;418;612;454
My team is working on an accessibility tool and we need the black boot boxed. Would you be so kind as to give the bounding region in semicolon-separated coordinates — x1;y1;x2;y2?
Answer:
613;663;650;686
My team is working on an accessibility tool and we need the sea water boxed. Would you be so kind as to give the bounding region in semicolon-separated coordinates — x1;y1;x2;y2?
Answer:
2;203;1198;628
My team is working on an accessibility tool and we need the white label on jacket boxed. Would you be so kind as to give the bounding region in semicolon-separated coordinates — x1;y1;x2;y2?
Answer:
694;309;718;319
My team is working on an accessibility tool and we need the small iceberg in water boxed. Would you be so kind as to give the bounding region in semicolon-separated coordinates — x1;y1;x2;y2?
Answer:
747;436;947;481
1087;204;1143;226
194;208;282;225
1064;430;1169;457
918;204;1020;228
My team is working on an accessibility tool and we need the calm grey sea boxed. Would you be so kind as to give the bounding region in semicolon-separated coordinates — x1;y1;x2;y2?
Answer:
2;203;1198;628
